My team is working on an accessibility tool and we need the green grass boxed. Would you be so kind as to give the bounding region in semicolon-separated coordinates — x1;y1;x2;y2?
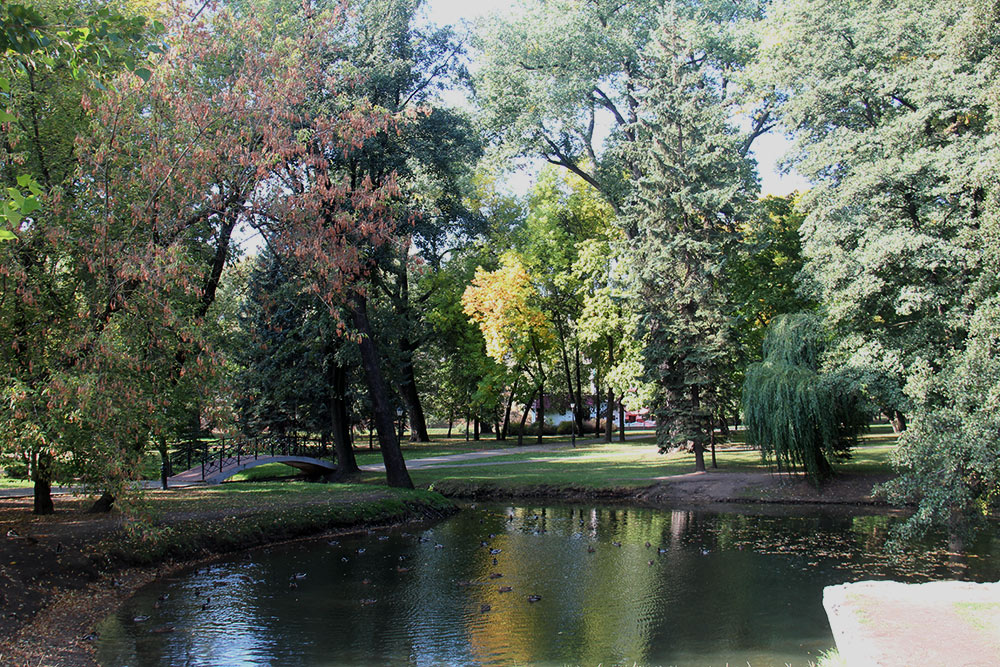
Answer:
400;441;896;486
953;601;1000;637
0;476;32;489
105;482;456;564
350;429;657;466
226;463;302;482
812;648;847;667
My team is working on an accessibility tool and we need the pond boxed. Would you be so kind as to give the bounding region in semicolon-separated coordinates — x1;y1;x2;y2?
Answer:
95;503;1000;666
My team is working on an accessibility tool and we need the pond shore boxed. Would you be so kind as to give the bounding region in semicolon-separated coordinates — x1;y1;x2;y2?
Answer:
0;485;456;667
431;467;895;508
0;468;896;667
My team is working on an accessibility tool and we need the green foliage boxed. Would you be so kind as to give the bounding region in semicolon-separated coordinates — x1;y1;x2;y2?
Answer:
743;314;868;484
474;0;661;213
0;1;164;231
758;0;995;414
629;1;761;462
759;0;1000;527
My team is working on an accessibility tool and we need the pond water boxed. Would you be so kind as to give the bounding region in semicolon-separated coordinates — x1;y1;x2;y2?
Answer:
95;504;1000;666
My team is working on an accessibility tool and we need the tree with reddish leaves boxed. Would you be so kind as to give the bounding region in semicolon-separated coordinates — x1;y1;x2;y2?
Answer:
1;1;414;513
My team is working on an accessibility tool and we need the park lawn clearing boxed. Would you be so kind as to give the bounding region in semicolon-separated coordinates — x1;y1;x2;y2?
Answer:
404;441;896;485
0;476;32;489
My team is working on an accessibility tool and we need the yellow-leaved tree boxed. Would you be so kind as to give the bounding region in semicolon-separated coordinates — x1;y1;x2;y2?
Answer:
462;254;554;443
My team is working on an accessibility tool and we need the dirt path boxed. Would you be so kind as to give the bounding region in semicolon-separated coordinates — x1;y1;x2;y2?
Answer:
638;468;893;505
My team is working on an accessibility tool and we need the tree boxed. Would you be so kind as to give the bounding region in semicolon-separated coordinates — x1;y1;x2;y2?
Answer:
0;0;418;511
742;314;867;484
517;167;614;433
628;2;761;470
234;251;360;475
462;254;556;444
758;0;1000;532
0;1;160;233
877;0;1000;540
757;0;993;431
476;0;773;227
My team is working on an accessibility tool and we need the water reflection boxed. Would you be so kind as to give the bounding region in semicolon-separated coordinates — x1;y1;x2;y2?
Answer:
96;505;1000;667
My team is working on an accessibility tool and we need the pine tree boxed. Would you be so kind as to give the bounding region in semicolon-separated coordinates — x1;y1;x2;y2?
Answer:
629;3;759;470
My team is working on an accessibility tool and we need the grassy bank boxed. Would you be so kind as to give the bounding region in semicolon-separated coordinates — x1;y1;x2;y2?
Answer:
103;483;456;564
405;444;896;492
0;481;456;654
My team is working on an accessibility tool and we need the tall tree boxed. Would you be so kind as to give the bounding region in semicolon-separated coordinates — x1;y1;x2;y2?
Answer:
629;2;760;470
462;254;556;444
873;0;1000;539
757;0;992;431
476;0;772;227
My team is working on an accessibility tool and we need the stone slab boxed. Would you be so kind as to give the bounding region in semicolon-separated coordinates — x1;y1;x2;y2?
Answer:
824;580;1000;666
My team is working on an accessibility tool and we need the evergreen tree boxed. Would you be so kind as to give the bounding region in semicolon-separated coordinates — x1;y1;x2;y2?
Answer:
235;250;361;474
629;2;760;470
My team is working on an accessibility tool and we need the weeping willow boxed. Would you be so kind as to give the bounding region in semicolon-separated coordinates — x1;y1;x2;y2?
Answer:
742;314;867;484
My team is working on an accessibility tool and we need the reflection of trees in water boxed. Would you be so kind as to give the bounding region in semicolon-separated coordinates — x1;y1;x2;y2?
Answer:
670;510;690;543
105;505;1000;666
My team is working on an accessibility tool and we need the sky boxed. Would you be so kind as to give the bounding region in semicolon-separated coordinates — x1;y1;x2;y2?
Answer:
420;0;810;198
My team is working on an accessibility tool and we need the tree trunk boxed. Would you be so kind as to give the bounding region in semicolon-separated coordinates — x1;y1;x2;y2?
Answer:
618;399;626;442
32;450;54;515
399;337;430;442
710;415;718;469
606;387;615;443
536;379;545;444
330;363;359;474
517;386;538;447
891;410;907;433
555;318;577;430
465;414;469;441
606;336;615;443
474;417;480;441
88;492;115;513
501;374;520;440
447;408;453;438
351;296;413;488
158;436;170;490
594;366;602;436
391;250;430;443
574;340;585;431
691;386;706;472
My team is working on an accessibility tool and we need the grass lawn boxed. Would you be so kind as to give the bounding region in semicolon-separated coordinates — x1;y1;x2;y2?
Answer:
399;442;896;490
350;428;657;466
213;423;898;492
106;482;454;563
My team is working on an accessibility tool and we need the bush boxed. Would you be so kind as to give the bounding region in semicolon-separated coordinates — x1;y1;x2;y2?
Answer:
512;422;558;436
556;421;575;435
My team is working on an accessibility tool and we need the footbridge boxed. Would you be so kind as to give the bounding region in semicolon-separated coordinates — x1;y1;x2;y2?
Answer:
166;436;338;485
